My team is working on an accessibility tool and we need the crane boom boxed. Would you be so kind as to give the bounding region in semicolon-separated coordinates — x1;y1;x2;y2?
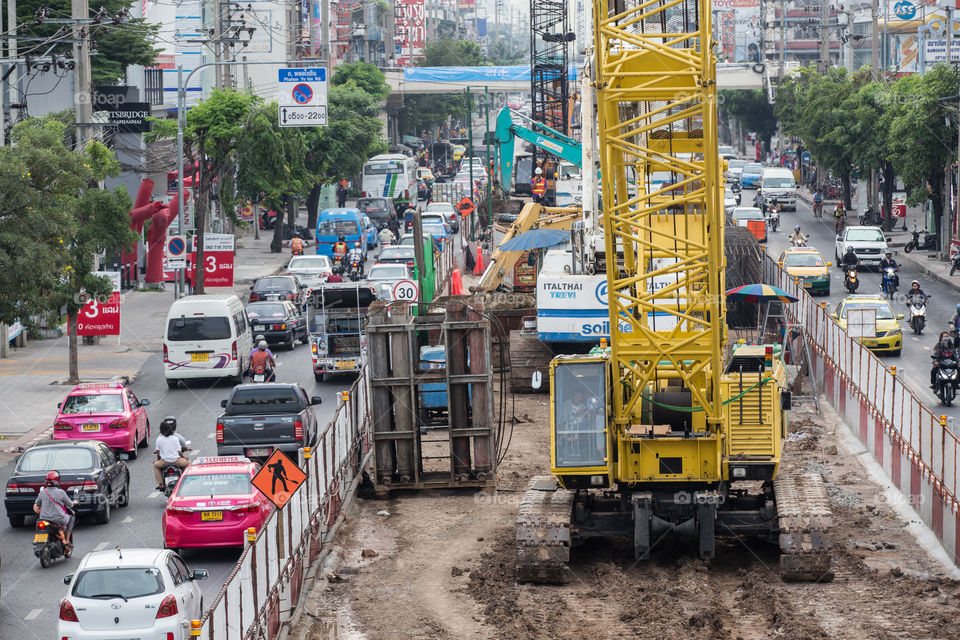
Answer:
495;108;583;191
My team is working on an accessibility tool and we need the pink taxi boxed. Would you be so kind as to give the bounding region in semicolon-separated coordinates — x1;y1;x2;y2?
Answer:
162;456;273;551
53;382;151;457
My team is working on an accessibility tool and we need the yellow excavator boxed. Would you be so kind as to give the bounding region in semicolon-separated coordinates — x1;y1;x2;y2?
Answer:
515;0;834;583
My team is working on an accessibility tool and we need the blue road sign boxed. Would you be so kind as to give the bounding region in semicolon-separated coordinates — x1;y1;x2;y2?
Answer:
167;236;186;257
292;83;313;104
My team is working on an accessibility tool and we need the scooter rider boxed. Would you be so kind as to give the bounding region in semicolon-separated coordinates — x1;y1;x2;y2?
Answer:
378;226;394;246
249;340;276;381
950;304;960;336
879;250;899;272
347;242;365;275
153;419;189;491
752;191;764;209
789;225;805;245
907;280;928;302
932;332;956;388
332;235;349;267
842;246;861;269
163;415;192;454
33;470;74;553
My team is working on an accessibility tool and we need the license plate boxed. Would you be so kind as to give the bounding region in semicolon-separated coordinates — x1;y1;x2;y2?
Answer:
336;360;355;370
802;282;812;288
81;423;100;432
34;533;48;543
253;374;265;382
863;340;877;346
247;447;271;457
191;352;209;362
201;511;223;521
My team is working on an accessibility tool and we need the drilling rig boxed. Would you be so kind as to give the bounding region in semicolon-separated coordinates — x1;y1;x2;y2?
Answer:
514;0;834;583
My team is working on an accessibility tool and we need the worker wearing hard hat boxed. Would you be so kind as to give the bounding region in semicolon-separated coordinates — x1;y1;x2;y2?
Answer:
531;167;546;204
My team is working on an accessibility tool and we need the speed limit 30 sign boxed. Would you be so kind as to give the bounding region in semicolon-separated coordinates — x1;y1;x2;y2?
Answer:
392;280;418;302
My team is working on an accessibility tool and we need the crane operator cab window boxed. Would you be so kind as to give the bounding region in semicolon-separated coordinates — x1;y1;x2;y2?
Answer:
554;361;607;468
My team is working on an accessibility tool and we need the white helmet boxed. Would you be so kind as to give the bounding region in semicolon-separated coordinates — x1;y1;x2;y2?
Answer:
258;340;268;350
535;167;543;175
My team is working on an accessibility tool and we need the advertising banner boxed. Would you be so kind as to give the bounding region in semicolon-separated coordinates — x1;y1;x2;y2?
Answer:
395;0;425;66
198;233;235;288
77;271;121;336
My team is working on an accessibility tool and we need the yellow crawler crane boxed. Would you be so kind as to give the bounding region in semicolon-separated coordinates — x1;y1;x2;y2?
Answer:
515;0;834;583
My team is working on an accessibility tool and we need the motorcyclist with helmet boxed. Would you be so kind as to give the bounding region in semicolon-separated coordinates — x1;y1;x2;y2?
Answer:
789;225;806;246
841;246;861;269
906;280;928;302
347;241;366;275
332;235;349;267
153;418;190;491
33;470;74;552
932;332;956;388
249;340;276;382
879;250;899;272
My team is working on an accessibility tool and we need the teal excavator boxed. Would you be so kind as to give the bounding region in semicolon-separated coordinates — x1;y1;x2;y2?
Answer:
494;107;583;191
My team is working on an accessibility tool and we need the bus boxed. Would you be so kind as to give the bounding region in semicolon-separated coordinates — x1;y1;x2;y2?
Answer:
361;153;418;214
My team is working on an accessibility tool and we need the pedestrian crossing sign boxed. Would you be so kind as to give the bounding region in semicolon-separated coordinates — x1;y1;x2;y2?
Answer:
251;449;307;509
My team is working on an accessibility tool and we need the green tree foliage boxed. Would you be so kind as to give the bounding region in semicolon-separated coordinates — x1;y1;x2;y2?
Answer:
720;89;777;151
17;0;158;84
423;39;483;66
399;94;467;137
331;62;389;99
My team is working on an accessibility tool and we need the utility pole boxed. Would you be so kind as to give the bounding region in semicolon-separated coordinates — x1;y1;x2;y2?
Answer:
73;0;92;148
819;0;830;73
322;0;331;73
871;0;879;219
946;7;953;259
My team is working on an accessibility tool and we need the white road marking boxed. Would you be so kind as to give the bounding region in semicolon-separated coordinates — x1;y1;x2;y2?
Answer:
24;609;42;621
122;516;133;524
206;433;215;439
94;542;109;551
188;450;200;457
149;491;161;499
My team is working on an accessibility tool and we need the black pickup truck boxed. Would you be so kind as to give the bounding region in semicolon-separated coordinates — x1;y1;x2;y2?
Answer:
216;383;322;458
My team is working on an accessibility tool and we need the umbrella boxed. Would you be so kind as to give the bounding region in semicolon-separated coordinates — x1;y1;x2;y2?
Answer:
497;228;569;252
725;283;798;304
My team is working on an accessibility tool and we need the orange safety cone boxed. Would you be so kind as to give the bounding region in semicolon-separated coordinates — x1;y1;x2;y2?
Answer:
451;268;464;295
473;245;485;275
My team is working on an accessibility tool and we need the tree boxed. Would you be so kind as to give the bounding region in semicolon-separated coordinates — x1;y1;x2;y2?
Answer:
423;39;483;66
720;89;777;152
399;95;468;136
884;65;958;245
331;62;389;99
843;78;897;227
16;0;158;84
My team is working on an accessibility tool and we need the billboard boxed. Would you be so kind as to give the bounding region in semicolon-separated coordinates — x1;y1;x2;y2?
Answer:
76;271;121;337
395;0;425;66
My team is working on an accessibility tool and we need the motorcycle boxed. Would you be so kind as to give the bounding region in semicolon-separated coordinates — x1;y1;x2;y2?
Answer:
881;267;899;299
844;267;859;293
250;364;270;383
858;207;880;227
935;354;960;406
790;234;809;247
952;251;960;277
766;207;780;232
34;519;71;568
908;295;928;335
348;260;363;282
162;462;185;497
904;226;938;253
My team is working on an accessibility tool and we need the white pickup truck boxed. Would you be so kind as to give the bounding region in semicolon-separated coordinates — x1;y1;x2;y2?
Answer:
834;226;890;269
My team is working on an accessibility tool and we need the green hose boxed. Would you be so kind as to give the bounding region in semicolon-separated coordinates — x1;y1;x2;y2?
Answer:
638;377;775;413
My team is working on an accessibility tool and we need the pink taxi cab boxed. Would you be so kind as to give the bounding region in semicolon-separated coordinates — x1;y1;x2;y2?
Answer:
162;456;273;551
53;382;151;457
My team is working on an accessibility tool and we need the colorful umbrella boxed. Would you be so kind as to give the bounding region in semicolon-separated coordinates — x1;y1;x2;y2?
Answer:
725;283;798;304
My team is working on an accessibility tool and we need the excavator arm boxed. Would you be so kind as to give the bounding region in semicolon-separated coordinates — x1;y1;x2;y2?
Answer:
475;202;581;292
495;108;583;192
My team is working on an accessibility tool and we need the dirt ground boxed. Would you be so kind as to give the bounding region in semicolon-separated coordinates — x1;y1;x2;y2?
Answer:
297;394;960;640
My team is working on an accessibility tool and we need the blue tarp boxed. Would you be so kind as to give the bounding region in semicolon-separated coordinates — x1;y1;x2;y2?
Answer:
404;65;579;84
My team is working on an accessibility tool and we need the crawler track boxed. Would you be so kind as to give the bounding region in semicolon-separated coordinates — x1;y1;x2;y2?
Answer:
515;475;574;584
775;472;835;582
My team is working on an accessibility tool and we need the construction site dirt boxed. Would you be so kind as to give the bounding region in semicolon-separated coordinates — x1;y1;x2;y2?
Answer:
295;395;960;640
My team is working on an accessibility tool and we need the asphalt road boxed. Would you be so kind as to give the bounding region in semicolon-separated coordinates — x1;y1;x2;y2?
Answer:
753;187;960;431
0;342;352;639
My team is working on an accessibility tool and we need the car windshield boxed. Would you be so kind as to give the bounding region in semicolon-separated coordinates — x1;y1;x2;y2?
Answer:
176;472;251;497
728;160;747;169
364;162;401;175
288;256;330;270
724;189;735;199
744;164;763;174
61;393;124;414
380;247;414;260
317;220;359;236
254;277;295;292
368;265;408;279
72;568;165;600
734;208;763;219
422;224;446;234
246;303;287;319
783;253;825;268
846;228;885;242
229;387;300;406
841;302;895;320
425;204;455;214
19;447;96;472
764;178;795;188
167;317;231;341
421;214;445;225
359;200;388;213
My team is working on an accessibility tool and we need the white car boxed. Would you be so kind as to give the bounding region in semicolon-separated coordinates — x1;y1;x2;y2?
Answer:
723;187;738;214
425;202;460;232
285;255;333;290
58;548;207;640
725;159;747;183
834;226;890;269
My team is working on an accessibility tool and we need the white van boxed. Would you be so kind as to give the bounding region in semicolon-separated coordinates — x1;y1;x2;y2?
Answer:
760;167;797;211
163;294;252;388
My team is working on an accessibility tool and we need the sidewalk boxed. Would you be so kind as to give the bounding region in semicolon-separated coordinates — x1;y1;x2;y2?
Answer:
0;225;290;452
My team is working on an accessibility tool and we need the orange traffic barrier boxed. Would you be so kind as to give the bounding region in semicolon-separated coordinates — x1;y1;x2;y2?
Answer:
451;268;464;295
473;246;485;275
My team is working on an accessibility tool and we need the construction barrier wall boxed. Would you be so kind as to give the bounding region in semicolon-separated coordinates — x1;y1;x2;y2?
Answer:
198;367;372;639
765;258;960;567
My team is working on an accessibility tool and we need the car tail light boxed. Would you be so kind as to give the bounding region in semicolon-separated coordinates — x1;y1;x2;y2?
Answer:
311;342;317;355
231;502;262;513
156;595;179;619
294;419;303;440
166;506;191;515
54;420;73;431
79;481;98;492
163;343;169;364
249;292;260;302
286;293;296;301
406;261;414;267
216;420;225;444
404;189;409;200
361;190;367;197
108;418;128;430
59;599;79;622
231;341;238;361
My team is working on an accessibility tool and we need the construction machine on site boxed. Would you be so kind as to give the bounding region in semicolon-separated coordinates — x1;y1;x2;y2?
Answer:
514;0;834;583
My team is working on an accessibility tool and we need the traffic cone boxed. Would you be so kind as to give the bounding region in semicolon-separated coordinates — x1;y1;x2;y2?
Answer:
473;246;485;275
451;268;464;295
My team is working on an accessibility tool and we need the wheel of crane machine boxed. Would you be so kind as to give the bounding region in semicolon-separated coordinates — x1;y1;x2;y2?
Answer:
585;263;596;275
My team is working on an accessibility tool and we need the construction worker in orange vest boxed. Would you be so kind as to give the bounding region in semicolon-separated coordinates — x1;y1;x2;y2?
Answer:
531;167;546;203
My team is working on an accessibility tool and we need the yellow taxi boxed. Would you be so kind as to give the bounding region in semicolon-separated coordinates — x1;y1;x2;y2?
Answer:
452;144;466;162
830;294;903;356
417;167;435;184
777;247;831;295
